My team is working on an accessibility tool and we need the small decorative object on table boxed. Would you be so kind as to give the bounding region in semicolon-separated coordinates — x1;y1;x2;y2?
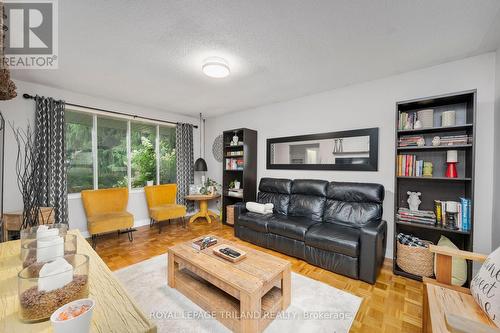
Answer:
423;162;433;177
407;191;421;211
21;233;77;268
192;236;218;251
212;244;246;262
18;254;89;322
50;298;95;333
446;150;458;178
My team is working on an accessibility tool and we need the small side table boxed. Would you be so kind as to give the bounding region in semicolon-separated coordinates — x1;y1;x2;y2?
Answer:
185;194;221;224
2;207;55;241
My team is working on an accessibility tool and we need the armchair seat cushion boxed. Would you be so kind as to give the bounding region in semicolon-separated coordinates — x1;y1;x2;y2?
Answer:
87;212;134;235
305;223;360;257
267;215;319;241
238;212;273;233
149;204;186;221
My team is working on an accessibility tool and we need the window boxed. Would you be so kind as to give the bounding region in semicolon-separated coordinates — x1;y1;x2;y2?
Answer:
64;110;177;193
131;122;156;188
66;111;93;193
159;126;176;183
97;116;128;189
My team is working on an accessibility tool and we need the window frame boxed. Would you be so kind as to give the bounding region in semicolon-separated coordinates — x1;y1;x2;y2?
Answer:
65;106;176;196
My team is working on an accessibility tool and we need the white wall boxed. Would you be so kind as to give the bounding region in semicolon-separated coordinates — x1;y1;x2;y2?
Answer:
205;53;497;258
1;79;200;237
493;48;500;250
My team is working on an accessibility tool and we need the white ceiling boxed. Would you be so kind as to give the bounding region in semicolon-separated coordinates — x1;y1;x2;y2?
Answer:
12;0;500;117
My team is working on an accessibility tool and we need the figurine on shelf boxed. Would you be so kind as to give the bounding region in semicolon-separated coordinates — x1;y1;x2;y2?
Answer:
231;132;239;146
407;191;421;211
423;162;433;177
432;136;441;147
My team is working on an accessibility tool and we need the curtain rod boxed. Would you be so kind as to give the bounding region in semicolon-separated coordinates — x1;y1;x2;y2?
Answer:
22;93;198;129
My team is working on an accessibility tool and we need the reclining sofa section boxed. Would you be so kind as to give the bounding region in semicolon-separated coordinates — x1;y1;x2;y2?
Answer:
234;178;387;284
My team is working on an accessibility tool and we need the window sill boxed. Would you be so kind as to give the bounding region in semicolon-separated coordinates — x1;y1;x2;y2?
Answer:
67;188;146;199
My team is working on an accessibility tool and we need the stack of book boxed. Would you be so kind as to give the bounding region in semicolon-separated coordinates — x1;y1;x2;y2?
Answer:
434;198;471;231
437;135;472;146
398;112;417;130
227;188;243;198
397;154;425;177
397;208;436;225
225;158;244;170
226;150;244;156
398;135;424;147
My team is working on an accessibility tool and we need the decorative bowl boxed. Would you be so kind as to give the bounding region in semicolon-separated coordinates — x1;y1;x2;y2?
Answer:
50;298;95;333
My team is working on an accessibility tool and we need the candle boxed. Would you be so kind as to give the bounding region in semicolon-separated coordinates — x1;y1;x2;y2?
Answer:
447;150;458;163
37;225;59;239
37;236;64;262
38;257;73;292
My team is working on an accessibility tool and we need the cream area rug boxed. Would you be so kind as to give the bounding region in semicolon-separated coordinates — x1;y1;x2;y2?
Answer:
114;254;362;333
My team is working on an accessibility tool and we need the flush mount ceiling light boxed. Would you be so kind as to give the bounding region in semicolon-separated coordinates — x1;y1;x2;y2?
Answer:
202;57;230;78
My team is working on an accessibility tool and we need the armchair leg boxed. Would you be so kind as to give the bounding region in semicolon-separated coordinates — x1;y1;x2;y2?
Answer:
149;218;154;228
128;229;133;242
182;216;186;229
91;234;97;249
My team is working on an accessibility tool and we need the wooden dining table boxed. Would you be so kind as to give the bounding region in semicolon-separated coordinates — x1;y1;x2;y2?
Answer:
0;230;156;333
185;193;221;224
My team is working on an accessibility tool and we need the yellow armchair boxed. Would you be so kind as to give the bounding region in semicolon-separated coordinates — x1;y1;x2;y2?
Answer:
144;184;187;233
81;187;134;247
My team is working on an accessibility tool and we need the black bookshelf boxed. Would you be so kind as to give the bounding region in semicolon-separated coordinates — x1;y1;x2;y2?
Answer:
221;128;257;225
393;90;476;283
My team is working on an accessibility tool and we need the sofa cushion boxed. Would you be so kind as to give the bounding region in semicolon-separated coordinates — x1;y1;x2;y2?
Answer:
257;192;290;215
267;214;319;241
323;182;384;227
238;212;273;233
288;179;328;222
149;204;186;222
305;223;360;257
259;178;292;194
291;179;328;196
257;178;292;215
87;212;134;235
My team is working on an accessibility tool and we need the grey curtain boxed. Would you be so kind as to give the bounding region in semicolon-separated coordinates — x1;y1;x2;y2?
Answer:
34;96;68;224
175;123;194;212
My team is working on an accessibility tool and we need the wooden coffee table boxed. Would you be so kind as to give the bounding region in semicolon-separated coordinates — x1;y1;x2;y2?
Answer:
168;236;291;333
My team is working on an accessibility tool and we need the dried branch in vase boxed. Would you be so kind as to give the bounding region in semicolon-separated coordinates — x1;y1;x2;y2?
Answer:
11;123;43;228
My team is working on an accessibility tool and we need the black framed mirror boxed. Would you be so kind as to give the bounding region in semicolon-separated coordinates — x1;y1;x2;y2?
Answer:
267;127;378;171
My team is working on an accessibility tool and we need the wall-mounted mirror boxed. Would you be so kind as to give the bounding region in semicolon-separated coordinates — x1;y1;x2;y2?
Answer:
267;128;378;171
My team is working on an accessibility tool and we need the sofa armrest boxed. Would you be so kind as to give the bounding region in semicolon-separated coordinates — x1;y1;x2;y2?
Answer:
233;202;247;236
359;219;387;284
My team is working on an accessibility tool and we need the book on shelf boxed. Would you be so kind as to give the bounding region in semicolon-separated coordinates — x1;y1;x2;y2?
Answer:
227;188;243;198
397;208;436;225
226;150;244;156
225;158;244;170
399;112;417;130
398;135;424;147
397;154;424;177
433;199;471;231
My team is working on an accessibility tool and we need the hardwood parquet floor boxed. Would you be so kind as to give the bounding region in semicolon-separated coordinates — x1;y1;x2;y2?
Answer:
93;219;423;333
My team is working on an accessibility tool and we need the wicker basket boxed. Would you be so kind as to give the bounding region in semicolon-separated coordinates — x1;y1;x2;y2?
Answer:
396;240;434;277
226;205;235;225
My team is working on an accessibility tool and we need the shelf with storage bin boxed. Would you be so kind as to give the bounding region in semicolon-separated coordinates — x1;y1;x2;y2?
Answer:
222;128;257;226
394;90;476;284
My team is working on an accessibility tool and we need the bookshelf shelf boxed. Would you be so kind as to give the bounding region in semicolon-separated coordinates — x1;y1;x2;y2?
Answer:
397;176;472;181
397;144;472;151
395;220;471;235
394;90;476;284
397;124;473;135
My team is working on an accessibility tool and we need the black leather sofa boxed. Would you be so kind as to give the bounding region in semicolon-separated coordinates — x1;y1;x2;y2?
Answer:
234;178;387;284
